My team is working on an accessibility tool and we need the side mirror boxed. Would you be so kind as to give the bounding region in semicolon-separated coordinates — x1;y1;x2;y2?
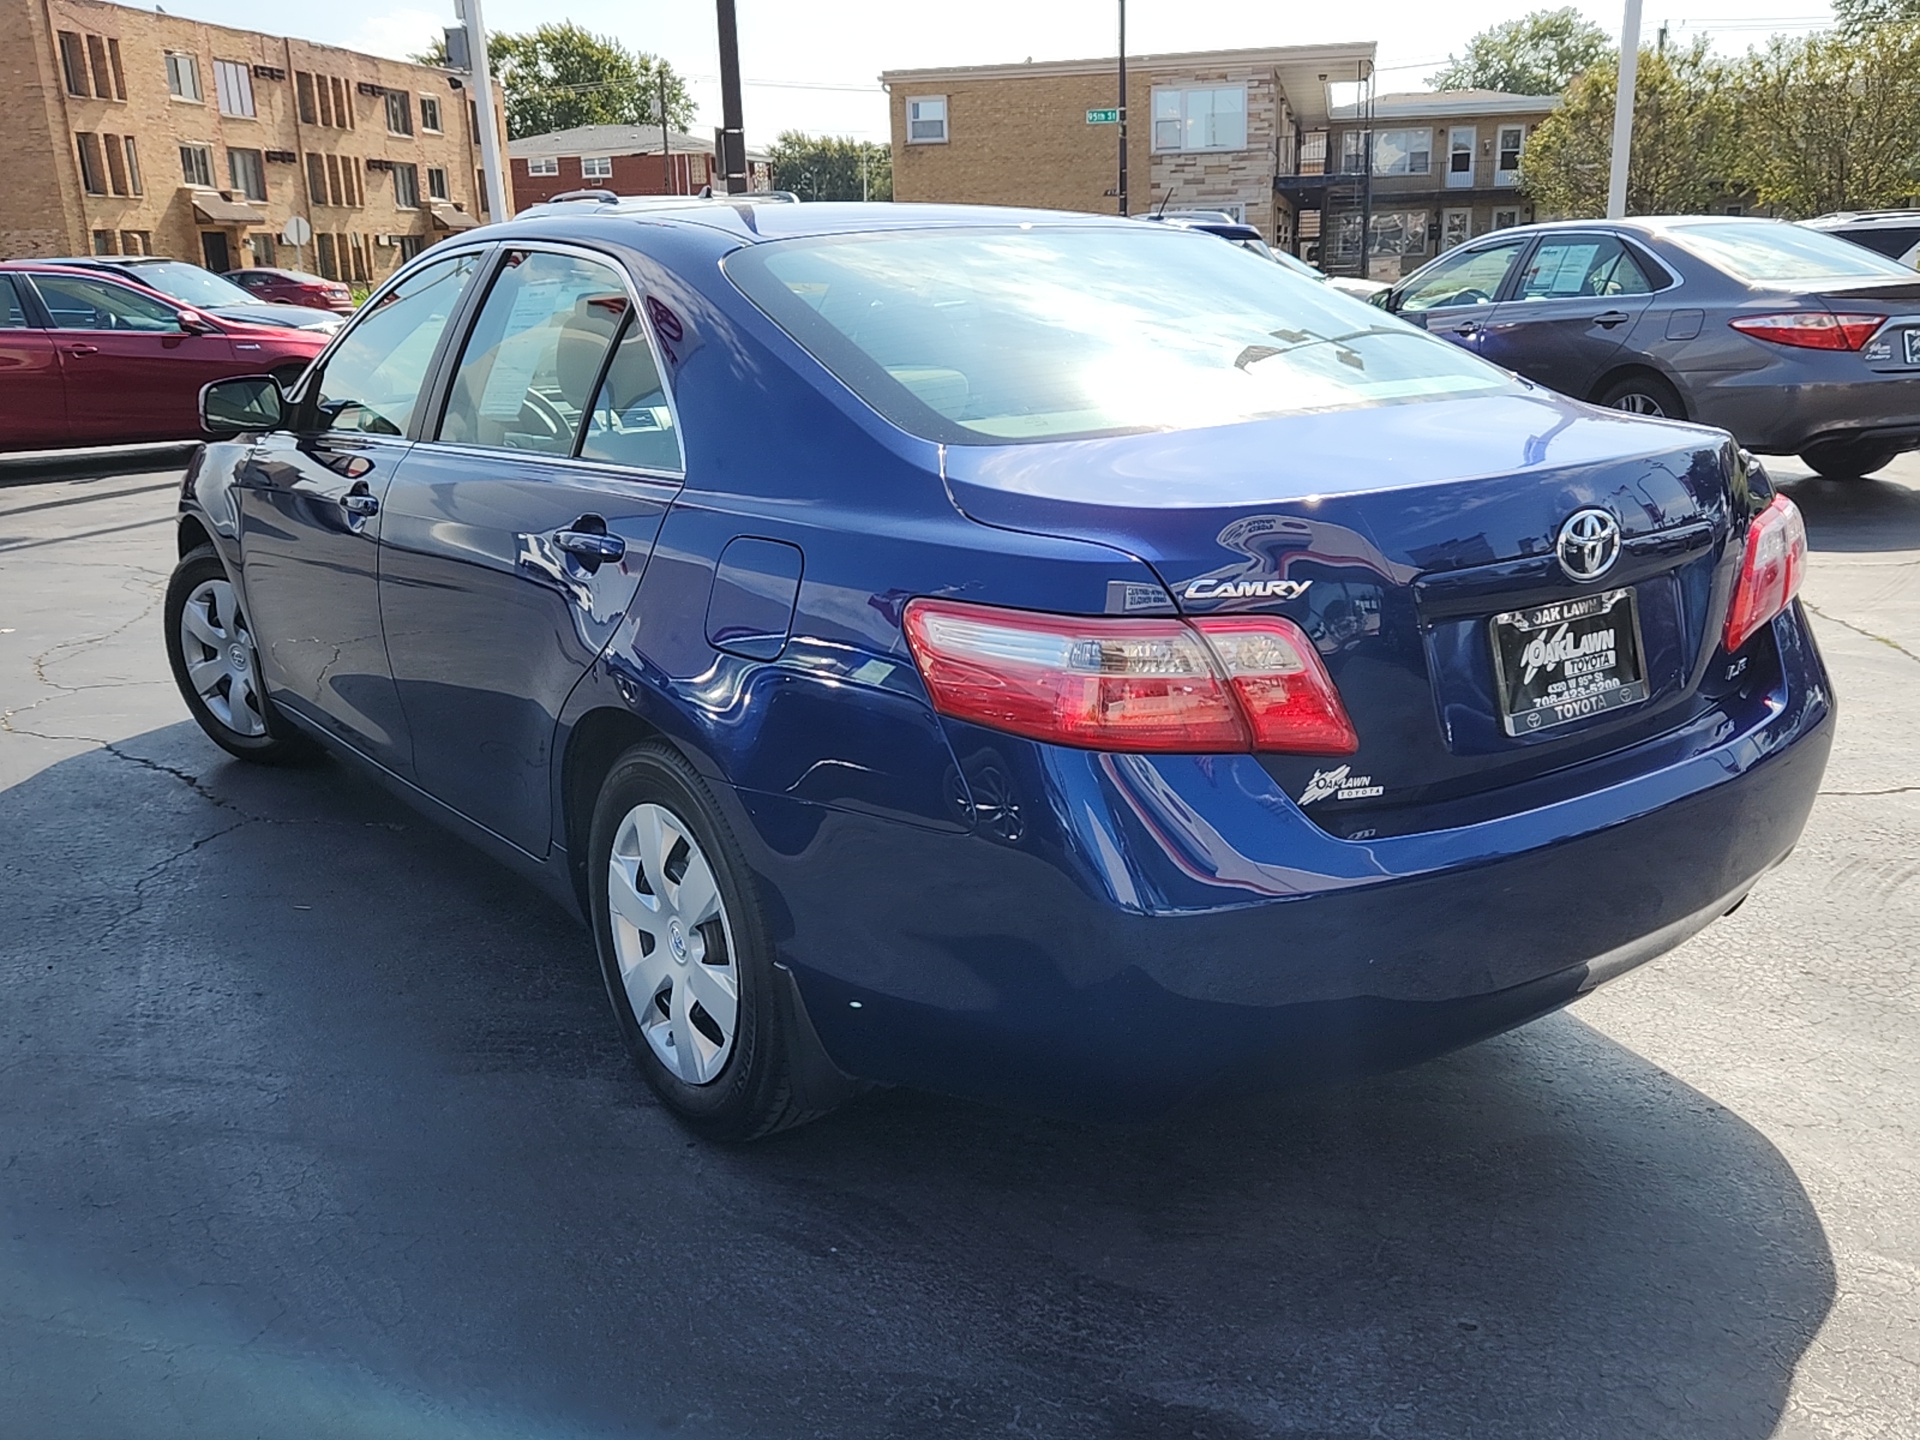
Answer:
177;309;217;334
201;375;285;437
1373;288;1398;313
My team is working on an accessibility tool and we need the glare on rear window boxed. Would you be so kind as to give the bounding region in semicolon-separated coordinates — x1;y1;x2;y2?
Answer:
1667;221;1918;285
725;226;1514;444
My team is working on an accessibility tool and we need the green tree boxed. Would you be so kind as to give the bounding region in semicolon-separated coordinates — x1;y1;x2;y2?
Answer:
1730;24;1920;215
767;133;892;201
1831;0;1920;38
1520;40;1741;217
414;23;694;140
1427;7;1614;95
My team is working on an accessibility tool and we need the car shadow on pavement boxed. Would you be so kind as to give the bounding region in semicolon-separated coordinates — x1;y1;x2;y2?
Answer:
0;722;1835;1440
1776;469;1920;553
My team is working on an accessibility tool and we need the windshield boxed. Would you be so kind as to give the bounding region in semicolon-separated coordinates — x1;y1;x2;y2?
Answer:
727;227;1513;444
1668;221;1919;285
1270;248;1326;281
121;261;257;307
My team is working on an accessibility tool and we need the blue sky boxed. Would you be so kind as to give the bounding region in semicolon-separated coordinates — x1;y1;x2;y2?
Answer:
150;0;1838;142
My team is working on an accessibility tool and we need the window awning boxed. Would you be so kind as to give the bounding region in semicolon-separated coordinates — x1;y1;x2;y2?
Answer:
430;203;479;232
187;189;266;225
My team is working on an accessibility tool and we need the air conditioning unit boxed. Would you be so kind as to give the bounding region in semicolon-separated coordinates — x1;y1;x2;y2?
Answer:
374;234;396;247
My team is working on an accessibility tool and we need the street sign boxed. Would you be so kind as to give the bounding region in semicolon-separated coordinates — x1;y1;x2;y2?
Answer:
1086;108;1119;125
280;215;314;247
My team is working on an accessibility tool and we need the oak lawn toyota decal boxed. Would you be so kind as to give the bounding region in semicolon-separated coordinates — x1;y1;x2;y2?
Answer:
1297;763;1383;807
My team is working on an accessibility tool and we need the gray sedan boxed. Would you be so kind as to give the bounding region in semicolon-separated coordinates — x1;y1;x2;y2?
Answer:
1378;216;1920;479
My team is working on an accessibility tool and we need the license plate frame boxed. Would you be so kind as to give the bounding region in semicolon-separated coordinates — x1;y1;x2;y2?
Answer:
1488;587;1649;737
1905;328;1920;366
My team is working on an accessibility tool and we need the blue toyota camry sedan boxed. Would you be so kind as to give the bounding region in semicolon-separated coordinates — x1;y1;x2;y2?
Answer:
170;198;1833;1139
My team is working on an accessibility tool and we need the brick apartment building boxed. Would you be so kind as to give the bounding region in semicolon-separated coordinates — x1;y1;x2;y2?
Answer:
0;0;511;283
509;125;772;207
881;43;1376;248
1289;89;1560;279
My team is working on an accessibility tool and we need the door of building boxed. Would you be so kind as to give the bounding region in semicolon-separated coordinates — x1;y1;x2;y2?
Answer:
1447;127;1476;189
200;231;231;272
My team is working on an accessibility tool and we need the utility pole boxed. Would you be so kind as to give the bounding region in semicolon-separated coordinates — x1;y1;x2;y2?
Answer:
715;0;748;194
1606;0;1643;219
1358;60;1373;280
454;0;507;219
1116;0;1128;216
660;69;672;194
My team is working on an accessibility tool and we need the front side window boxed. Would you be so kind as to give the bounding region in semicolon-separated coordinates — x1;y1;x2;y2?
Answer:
1513;236;1654;301
165;52;201;102
31;272;180;331
527;157;559;177
310;251;480;435
1397;237;1530;313
906;96;946;144
0;275;28;328
228;147;266;201
1152;86;1248;153
727;226;1513;445
393;164;420;208
385;90;413;136
214;59;255;117
580;155;613;180
437;250;630;456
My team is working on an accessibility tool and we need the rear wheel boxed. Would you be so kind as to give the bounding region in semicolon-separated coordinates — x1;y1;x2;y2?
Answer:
1798;439;1900;480
1595;372;1686;420
588;742;833;1140
164;544;312;763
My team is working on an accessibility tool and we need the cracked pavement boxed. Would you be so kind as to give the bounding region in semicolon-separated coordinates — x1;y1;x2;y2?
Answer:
1;458;1916;1439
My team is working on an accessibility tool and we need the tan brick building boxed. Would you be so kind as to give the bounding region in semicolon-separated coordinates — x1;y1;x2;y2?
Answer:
880;44;1375;246
0;0;511;282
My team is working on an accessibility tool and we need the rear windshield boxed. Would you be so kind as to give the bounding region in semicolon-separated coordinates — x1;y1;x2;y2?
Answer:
1667;221;1919;284
119;261;256;307
726;226;1513;444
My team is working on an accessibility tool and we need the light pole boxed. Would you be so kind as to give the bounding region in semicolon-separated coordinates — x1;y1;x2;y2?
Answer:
715;0;748;194
1606;0;1643;218
1116;0;1128;216
453;0;506;219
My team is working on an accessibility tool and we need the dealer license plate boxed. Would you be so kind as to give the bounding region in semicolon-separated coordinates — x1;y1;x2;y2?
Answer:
1905;328;1920;365
1489;588;1648;736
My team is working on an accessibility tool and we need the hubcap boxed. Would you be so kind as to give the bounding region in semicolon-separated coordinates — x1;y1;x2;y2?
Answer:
1611;392;1666;416
606;802;738;1086
179;579;266;737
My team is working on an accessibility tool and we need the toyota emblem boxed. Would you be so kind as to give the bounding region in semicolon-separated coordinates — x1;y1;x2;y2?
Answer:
1555;509;1621;582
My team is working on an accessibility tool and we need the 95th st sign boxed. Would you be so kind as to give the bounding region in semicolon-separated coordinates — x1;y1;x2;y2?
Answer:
1086;108;1119;124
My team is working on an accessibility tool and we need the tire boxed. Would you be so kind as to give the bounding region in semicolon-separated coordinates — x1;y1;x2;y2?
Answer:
1595;372;1686;420
164;543;313;764
1798;439;1900;480
588;742;832;1140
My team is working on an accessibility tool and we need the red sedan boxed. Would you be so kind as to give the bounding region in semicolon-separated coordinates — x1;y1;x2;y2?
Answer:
223;266;356;315
0;262;329;451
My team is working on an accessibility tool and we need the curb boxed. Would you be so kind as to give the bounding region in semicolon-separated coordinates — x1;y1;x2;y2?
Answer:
0;443;196;487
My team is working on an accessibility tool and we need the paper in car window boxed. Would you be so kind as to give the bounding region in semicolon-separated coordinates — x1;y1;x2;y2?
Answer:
477;281;566;419
1526;243;1603;298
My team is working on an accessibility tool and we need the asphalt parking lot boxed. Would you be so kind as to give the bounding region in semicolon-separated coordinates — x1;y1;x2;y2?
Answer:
1;455;1915;1440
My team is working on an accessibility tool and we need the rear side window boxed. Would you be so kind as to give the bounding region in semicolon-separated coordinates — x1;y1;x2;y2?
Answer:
437;249;629;456
578;315;680;471
0;276;27;328
311;251;480;436
31;272;178;331
1513;236;1655;301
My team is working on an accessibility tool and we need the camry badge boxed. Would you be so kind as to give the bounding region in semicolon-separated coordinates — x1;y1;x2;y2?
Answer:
1555;509;1621;583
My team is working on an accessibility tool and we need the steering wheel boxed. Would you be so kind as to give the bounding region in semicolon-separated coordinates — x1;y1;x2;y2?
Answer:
1449;288;1492;307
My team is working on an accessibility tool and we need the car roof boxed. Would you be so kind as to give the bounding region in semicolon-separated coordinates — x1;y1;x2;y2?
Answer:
501;197;1183;246
1801;210;1920;227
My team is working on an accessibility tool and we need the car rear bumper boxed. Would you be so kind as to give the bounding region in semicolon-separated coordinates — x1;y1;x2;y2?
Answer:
733;607;1833;1115
1690;360;1920;455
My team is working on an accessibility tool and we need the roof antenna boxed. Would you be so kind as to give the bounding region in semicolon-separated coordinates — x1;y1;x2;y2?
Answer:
1154;187;1174;217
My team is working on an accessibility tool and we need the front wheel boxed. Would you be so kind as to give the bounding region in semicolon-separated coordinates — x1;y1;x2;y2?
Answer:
164;544;312;763
1798;439;1900;480
1595;372;1686;420
588;742;835;1140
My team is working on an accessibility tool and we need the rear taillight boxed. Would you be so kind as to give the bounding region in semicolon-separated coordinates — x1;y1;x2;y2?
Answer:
902;599;1357;755
1729;312;1883;351
1723;495;1807;652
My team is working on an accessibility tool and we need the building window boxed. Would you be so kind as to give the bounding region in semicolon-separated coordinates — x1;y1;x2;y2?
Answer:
103;132;129;194
93;229;118;255
120;230;152;255
526;157;559;177
1332;210;1431;263
214;59;256;117
386;90;414;136
1151;86;1247;153
1495;125;1525;185
580;155;612;180
179;143;213;188
252;233;276;266
165;52;202;102
296;71;317;125
1492;207;1521;231
228;147;267;201
86;36;114;99
420;95;442;132
316;232;338;280
75;133;108;195
1441;208;1472;251
107;39;126;99
327;154;344;205
1340;129;1434;176
427;166;449;200
122;137;142;195
58;32;89;96
334;77;354;130
397;234;427;261
306;153;328;203
393;163;420;208
477;169;489;212
906;96;947;144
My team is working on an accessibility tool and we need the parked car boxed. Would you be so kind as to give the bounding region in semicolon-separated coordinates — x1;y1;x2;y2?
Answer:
1799;210;1920;270
40;256;346;334
222;265;356;314
1143;211;1388;299
1378;216;1920;478
0;261;329;450
170;201;1831;1139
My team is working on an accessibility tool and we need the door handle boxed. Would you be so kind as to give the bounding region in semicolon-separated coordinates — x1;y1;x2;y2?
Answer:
554;527;626;563
1446;322;1480;337
340;490;379;517
66;343;99;355
1592;311;1630;329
